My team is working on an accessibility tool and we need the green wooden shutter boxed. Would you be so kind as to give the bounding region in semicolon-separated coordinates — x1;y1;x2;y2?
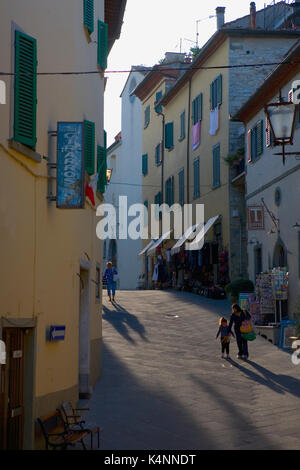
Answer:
84;0;94;34
213;145;220;188
199;93;203;121
179;169;184;205
165;122;174;149
97;144;107;193
14;30;37;149
171;176;174;205
84;120;95;175
155;91;162;113
194;158;200;198
217;74;222;106
142;154;148;175
97;20;108;69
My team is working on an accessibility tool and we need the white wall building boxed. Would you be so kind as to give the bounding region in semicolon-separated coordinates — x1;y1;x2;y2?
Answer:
235;43;300;318
104;67;148;290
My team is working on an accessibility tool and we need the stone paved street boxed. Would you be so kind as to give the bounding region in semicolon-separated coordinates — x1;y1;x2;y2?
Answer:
83;290;300;450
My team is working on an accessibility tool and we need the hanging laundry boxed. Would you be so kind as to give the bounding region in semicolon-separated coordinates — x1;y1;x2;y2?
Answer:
209;106;219;135
192;121;201;150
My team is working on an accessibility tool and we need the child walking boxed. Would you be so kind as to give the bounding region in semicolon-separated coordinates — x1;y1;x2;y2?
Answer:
216;317;235;359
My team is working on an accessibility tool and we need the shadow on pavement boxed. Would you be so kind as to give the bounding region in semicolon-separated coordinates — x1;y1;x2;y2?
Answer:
85;342;220;450
189;372;274;449
229;359;300;397
102;304;149;344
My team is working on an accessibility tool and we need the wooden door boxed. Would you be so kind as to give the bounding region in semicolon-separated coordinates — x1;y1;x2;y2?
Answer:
0;328;25;450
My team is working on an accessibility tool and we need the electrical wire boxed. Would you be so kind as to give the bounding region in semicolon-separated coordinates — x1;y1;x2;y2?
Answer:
1;59;300;76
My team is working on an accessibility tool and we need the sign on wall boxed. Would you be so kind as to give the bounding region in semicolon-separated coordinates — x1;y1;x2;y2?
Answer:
48;326;66;342
57;122;85;208
247;205;264;230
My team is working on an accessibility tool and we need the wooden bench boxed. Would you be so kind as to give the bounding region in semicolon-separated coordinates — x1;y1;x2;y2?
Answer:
61;401;101;449
37;409;91;450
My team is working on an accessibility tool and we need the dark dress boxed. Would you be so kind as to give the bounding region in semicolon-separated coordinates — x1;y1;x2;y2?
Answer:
228;310;251;358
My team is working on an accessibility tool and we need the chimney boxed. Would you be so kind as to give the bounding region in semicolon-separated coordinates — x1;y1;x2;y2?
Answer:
250;2;256;29
216;7;225;30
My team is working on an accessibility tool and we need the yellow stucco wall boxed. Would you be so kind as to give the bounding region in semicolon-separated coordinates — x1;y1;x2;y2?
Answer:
141;40;230;276
0;0;105;435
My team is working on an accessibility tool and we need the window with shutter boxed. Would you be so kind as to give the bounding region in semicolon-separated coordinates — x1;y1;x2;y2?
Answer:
213;145;220;188
144;106;150;128
142;154;148;175
97;20;108;69
247;130;252;162
165;122;174;149
14;30;37;149
249;120;263;162
193;158;200;198
179;168;184;206
210;75;222;110
84;0;94;34
180;111;186;140
217;74;222;106
155;91;162;114
97;144;107;193
257;120;263;156
192;94;202;125
155;143;161;166
84;120;95;175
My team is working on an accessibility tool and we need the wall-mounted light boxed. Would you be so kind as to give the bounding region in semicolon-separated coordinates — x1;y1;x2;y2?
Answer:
293;222;300;229
264;90;298;165
106;169;112;183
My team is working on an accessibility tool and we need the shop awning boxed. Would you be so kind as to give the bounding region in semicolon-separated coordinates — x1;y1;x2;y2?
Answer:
171;224;199;255
138;240;156;256
147;230;172;256
186;215;220;251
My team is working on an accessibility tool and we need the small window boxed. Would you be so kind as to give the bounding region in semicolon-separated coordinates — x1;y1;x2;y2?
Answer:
274;187;281;207
249;120;263;163
155;91;163;113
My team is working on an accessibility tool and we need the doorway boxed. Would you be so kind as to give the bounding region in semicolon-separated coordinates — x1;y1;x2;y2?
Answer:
0;328;24;450
78;267;91;399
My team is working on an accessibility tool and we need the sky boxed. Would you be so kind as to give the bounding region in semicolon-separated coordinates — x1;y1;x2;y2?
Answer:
104;0;286;146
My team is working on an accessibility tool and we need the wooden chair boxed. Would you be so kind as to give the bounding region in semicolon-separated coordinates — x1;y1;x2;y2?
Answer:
61;401;100;449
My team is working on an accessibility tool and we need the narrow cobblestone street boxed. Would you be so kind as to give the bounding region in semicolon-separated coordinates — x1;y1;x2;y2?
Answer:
83;290;300;450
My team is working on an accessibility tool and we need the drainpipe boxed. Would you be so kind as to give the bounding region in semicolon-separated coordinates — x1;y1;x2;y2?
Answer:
187;78;192;205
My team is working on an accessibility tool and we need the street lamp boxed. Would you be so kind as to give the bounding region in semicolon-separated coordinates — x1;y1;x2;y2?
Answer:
264;91;298;165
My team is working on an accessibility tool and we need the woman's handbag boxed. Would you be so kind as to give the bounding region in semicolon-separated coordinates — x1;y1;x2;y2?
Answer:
242;331;256;341
240;311;253;334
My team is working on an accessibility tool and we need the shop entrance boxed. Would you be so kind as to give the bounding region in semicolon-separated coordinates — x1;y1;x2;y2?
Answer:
0;328;24;450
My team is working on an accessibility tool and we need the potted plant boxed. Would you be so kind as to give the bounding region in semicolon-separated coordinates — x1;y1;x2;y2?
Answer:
225;278;254;304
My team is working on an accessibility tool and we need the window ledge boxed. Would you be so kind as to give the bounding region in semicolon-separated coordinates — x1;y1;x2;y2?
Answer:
212;184;221;190
178;136;185;142
167;146;174;152
8;139;42;163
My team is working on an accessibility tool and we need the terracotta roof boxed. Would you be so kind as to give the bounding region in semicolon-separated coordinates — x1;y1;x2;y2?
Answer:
233;40;300;123
105;0;127;53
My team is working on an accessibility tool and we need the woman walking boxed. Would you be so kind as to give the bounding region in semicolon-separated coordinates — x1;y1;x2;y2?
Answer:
103;261;118;302
228;303;251;360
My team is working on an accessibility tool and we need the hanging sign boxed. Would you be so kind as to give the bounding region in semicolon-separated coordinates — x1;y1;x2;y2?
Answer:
0;340;6;364
57;122;85;209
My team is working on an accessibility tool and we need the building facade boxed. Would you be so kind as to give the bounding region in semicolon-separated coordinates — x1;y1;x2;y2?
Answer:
234;42;300;318
0;0;126;449
135;3;300;292
103;67;148;290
